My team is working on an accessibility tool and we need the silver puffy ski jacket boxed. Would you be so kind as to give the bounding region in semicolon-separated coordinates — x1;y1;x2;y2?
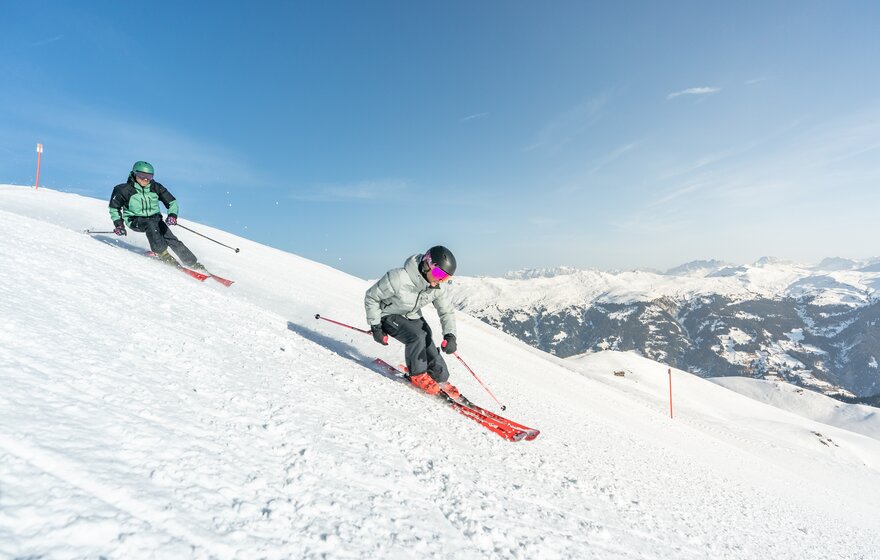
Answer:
364;254;457;337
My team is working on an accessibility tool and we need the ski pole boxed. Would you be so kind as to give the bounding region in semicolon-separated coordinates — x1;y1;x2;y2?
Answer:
83;229;116;234
317;313;504;408
314;314;373;335
449;351;506;411
174;221;240;253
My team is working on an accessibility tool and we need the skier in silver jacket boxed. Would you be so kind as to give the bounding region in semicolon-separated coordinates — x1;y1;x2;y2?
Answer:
365;246;460;399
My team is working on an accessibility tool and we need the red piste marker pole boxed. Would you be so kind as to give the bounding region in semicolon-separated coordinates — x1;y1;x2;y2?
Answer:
668;367;674;419
34;143;43;190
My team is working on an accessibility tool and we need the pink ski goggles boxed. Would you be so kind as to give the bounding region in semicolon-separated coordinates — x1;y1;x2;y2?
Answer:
429;266;450;280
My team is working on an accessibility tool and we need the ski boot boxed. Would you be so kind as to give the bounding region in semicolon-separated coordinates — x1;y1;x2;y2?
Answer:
439;382;460;401
409;372;441;395
156;250;179;266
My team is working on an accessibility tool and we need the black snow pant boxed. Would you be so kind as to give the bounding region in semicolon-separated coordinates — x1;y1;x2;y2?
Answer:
128;214;198;266
380;314;450;383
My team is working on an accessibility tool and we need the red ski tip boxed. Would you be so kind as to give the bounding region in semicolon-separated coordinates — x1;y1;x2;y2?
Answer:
209;274;235;287
178;266;210;281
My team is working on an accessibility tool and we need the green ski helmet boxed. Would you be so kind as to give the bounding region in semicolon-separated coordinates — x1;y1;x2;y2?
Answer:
132;161;154;174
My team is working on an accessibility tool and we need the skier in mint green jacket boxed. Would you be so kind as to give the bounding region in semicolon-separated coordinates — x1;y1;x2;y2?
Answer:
108;161;204;270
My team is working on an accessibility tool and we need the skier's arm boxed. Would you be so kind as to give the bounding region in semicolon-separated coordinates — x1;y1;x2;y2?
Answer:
364;271;398;327
433;289;457;338
154;182;180;217
108;186;127;227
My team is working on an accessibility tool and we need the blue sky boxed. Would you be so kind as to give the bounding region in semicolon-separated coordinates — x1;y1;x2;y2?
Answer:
2;1;879;278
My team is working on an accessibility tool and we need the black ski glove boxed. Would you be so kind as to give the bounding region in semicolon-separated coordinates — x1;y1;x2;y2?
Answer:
441;333;457;354
166;214;178;226
371;325;388;345
113;224;127;236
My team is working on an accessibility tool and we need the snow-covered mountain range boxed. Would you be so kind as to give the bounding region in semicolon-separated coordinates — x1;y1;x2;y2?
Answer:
2;184;880;558
450;258;880;399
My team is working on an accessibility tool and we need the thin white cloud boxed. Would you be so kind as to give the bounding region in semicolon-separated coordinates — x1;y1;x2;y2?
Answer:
657;147;742;181
289;179;409;202
641;107;880;220
552;141;643;196
524;95;609;152
745;77;771;85
666;87;720;100
589;141;641;175
461;112;488;123
798;114;880;168
31;35;64;48
646;180;715;208
528;216;559;227
593;107;880;271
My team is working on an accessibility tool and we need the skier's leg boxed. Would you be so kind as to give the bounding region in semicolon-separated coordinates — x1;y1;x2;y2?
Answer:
425;350;449;383
422;321;450;383
159;221;198;266
381;315;430;375
128;215;167;253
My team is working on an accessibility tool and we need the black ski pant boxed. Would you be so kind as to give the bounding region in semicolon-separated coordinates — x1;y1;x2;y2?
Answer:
380;314;450;383
128;214;198;266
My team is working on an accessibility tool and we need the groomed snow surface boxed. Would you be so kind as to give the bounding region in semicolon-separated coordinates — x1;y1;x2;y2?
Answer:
2;185;879;559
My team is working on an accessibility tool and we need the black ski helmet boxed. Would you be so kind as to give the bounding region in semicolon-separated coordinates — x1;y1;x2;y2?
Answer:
421;245;457;277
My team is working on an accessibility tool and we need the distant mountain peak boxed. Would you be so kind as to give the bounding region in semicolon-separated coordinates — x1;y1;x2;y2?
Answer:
753;256;794;267
503;266;580;280
664;259;729;277
815;257;861;271
706;265;748;278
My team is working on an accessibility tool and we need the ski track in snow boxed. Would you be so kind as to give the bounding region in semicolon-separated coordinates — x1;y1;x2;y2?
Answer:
2;187;880;559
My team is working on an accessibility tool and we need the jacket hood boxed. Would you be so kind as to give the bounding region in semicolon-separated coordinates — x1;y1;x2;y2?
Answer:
404;254;431;289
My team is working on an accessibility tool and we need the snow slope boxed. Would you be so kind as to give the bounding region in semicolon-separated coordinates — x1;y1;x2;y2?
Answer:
709;376;880;441
2;185;880;559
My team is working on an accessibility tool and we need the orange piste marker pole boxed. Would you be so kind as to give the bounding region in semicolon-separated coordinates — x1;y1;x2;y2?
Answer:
35;143;43;190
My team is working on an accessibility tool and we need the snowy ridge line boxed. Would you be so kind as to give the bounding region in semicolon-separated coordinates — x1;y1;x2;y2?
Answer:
453;259;880;312
0;433;237;558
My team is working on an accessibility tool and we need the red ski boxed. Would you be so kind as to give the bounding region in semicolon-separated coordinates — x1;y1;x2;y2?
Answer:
459;400;540;441
145;251;231;284
394;362;540;440
178;266;211;281
371;358;539;442
447;400;533;441
207;273;234;287
146;251;209;281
